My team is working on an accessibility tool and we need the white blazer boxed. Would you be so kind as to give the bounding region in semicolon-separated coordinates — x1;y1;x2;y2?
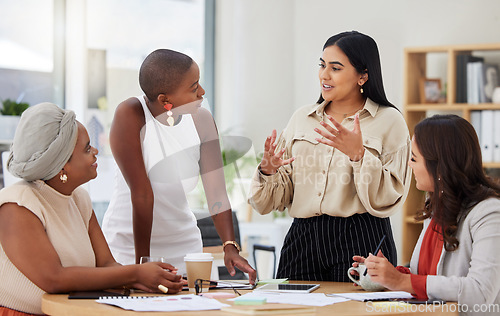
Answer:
410;198;500;314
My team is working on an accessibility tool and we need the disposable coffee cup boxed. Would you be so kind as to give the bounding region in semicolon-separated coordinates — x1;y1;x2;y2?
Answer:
184;253;214;292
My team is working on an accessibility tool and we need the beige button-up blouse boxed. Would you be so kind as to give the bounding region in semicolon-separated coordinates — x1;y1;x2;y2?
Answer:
248;98;411;218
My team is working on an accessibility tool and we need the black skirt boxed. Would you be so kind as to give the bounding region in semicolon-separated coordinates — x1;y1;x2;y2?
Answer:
276;212;397;282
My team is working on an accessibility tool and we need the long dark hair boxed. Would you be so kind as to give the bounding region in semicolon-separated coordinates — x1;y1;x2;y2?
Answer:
317;31;396;110
414;114;500;251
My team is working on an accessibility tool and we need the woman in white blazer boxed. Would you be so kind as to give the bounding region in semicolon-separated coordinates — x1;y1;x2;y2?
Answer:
355;114;500;313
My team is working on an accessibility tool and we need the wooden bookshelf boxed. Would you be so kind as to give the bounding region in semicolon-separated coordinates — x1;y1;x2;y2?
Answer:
402;43;500;264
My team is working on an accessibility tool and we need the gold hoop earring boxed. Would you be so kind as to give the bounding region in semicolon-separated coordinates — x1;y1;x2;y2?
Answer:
60;173;68;184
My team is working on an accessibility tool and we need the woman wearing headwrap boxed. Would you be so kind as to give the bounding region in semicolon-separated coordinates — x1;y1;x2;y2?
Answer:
0;103;183;316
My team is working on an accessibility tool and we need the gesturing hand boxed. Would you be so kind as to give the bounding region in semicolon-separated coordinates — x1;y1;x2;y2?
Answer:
314;114;365;161
260;129;295;175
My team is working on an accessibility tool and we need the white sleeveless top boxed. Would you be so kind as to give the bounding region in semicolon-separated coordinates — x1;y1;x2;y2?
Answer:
102;96;203;274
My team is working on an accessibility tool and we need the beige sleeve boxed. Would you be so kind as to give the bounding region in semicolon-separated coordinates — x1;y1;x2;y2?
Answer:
351;137;412;218
247;133;294;215
0;183;47;227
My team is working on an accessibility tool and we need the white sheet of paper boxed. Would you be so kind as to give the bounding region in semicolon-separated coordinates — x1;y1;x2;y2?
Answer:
229;292;350;306
97;294;229;312
215;281;254;289
328;291;413;302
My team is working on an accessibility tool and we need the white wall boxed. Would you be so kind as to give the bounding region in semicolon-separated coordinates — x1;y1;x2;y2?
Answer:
215;0;295;138
215;0;500;263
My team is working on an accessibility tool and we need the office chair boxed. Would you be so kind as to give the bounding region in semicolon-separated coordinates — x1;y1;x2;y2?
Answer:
196;211;246;280
252;243;276;280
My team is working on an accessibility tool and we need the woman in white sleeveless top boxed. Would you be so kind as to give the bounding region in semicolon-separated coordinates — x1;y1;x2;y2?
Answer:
102;49;256;282
103;96;203;270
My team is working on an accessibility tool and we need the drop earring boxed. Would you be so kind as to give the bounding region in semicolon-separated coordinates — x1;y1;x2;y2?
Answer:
437;177;444;194
360;85;364;94
60;173;68;184
164;103;174;126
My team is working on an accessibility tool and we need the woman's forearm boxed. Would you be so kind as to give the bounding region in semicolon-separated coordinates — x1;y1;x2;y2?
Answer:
212;209;235;244
131;193;154;264
43;265;139;293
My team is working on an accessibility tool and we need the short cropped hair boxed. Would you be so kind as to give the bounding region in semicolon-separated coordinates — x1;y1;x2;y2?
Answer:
139;49;193;101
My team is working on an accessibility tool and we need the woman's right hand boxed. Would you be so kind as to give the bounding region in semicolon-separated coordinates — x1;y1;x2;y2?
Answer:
260;129;295;175
132;262;183;294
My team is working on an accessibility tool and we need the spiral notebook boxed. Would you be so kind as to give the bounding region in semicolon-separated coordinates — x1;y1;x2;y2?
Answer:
328;291;413;302
96;294;229;312
68;290;128;299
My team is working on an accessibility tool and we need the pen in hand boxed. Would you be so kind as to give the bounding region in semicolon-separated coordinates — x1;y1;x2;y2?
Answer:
364;234;386;276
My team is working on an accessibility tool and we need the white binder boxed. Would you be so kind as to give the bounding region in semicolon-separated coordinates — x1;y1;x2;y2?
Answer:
470;111;482;145
481;110;494;163
493;111;500;162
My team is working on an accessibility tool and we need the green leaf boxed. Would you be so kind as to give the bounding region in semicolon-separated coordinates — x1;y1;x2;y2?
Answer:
1;99;30;116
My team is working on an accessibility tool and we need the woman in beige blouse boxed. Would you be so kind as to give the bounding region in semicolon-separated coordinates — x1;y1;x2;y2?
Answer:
249;31;411;281
0;103;183;315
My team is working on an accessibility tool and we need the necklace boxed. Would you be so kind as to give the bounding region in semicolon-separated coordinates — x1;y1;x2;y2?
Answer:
328;103;365;119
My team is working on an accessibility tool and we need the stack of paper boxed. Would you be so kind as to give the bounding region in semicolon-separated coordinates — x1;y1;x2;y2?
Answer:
328;291;413;302
222;303;316;315
97;294;229;312
229;292;349;306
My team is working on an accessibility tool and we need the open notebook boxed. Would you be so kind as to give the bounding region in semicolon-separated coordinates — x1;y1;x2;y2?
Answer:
328;291;414;302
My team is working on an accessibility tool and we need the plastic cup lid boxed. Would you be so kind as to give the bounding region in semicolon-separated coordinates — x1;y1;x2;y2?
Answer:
184;253;214;261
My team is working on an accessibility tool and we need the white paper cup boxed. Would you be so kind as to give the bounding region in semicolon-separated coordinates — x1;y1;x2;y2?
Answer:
184;253;214;292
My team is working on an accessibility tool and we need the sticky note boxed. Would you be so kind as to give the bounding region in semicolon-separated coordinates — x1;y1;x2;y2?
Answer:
257;278;289;285
233;296;267;305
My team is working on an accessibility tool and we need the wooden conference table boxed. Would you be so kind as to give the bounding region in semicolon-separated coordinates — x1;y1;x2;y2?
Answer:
42;281;458;316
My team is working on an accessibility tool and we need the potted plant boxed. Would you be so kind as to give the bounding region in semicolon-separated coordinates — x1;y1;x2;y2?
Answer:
0;99;30;141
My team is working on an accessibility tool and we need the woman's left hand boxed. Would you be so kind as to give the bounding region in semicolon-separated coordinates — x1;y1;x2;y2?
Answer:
224;247;257;284
315;114;365;161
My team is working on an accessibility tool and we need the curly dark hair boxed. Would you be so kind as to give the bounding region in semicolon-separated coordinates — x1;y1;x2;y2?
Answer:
139;49;193;101
414;114;500;251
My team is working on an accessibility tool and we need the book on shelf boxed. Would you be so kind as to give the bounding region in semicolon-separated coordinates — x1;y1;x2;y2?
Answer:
467;61;485;104
463;58;500;104
456;55;484;103
477;62;486;103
